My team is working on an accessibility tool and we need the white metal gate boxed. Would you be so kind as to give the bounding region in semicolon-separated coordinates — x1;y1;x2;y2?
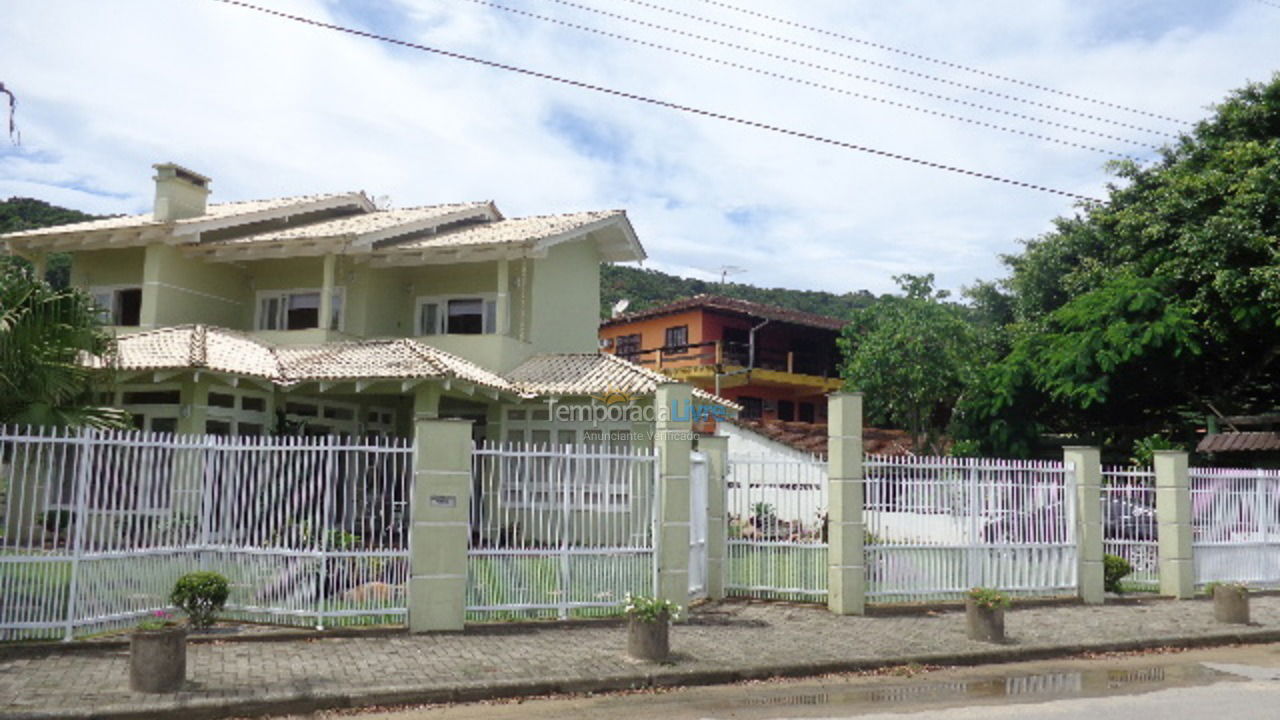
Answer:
865;456;1077;602
467;442;658;619
0;427;412;641
1101;467;1159;589
725;454;829;599
1191;467;1280;587
688;451;709;598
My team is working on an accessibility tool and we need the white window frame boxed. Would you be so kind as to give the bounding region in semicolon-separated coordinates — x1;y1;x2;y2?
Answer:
255;287;346;332
88;284;144;326
416;293;498;336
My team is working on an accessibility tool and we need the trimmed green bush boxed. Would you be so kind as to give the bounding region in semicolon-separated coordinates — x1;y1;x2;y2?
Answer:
170;571;230;629
1104;553;1133;594
967;587;1011;610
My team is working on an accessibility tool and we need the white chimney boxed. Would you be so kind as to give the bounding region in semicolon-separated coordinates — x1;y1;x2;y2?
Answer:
152;162;211;222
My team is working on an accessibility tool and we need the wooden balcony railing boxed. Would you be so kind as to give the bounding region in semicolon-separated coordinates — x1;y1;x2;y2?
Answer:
614;340;836;378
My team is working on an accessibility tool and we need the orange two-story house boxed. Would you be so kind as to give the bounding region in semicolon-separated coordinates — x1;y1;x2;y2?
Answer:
599;295;845;423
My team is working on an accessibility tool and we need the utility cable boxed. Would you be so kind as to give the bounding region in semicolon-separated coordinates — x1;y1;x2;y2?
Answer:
677;0;1195;126
210;0;1104;203
472;0;1157;157
545;0;1178;140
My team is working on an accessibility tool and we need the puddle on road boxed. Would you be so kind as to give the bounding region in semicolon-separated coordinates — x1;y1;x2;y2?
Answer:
733;663;1230;712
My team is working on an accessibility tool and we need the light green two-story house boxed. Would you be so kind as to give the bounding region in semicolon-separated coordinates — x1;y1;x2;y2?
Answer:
2;163;713;444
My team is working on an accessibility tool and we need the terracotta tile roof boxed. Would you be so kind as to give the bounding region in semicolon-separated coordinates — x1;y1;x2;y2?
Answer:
601;294;846;331
91;325;519;394
728;418;918;457
377;210;625;253
1;193;371;239
92;327;727;404
506;352;738;408
200;202;495;246
1197;432;1280;453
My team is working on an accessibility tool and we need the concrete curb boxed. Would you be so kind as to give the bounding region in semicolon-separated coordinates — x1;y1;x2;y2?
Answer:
6;627;1280;720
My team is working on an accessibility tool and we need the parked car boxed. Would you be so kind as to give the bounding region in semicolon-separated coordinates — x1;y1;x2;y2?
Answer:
1103;497;1157;541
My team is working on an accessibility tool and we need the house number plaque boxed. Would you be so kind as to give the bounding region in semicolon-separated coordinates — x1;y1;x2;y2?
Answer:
429;495;457;508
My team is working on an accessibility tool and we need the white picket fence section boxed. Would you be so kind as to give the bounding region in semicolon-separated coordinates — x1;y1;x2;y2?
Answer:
1191;467;1280;587
467;442;658;619
864;455;1077;602
726;454;828;599
1101;467;1158;589
0;426;411;641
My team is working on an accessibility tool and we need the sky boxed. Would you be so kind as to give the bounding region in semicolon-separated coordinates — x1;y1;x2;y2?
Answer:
0;0;1277;296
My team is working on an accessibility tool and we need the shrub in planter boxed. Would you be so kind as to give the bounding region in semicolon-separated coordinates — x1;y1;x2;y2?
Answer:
1209;582;1250;624
171;571;230;630
622;593;680;662
1104;554;1133;594
130;611;185;693
965;587;1010;644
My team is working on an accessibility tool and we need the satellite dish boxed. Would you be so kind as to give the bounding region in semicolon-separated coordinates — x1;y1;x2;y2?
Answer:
611;299;631;317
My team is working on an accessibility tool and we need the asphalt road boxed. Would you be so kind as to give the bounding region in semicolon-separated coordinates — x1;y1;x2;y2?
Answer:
269;642;1280;720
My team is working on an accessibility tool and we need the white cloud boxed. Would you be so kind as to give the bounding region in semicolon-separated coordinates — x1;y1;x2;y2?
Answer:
1;0;1275;296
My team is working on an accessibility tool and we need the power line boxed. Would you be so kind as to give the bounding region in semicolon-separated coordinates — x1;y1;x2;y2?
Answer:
466;0;1149;159
210;0;1103;203
484;0;1164;153
681;0;1195;126
550;0;1178;140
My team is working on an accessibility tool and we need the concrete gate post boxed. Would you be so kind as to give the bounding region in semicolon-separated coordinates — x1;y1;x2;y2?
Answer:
408;410;473;633
1154;450;1195;599
827;392;866;615
1064;447;1104;604
654;383;692;609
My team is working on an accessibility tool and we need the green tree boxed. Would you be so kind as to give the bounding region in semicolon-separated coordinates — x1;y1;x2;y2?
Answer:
957;75;1280;456
0;268;126;428
839;274;989;454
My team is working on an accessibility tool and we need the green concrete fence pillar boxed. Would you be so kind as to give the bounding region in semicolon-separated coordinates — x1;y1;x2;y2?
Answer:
1154;450;1195;599
408;414;473;633
698;434;728;601
1064;447;1104;604
827;392;866;615
654;383;692;609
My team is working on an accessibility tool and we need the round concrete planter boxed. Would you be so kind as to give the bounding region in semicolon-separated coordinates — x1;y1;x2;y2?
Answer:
129;626;187;693
964;597;1006;644
627;614;670;662
1212;585;1250;624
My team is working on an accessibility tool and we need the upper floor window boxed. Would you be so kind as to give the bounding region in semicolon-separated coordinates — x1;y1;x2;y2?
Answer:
615;333;642;359
663;325;689;355
90;286;142;327
256;289;343;331
418;294;497;336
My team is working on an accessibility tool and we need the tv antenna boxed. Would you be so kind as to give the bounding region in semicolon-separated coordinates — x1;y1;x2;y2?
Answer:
610;298;631;318
717;265;747;286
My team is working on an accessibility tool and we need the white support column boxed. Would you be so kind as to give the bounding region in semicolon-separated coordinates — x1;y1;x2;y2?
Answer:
827;392;865;615
1154;450;1195;599
319;253;336;332
654;383;692;610
1064;446;1104;604
496;257;510;336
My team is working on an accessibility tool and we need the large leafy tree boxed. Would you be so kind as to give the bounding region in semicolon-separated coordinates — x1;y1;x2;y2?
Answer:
0;268;125;428
839;274;991;454
956;75;1280;456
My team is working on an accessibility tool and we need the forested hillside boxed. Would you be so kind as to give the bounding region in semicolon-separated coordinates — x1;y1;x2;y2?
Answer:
0;197;97;287
601;264;877;320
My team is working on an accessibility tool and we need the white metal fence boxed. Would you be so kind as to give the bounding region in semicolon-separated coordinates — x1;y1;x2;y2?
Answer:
1191;467;1280;587
1101;467;1158;589
864;455;1077;602
0;426;411;641
726;454;829;600
467;442;658;619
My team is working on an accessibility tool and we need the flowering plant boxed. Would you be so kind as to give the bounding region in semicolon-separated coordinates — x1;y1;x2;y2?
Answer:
622;593;681;623
136;610;177;631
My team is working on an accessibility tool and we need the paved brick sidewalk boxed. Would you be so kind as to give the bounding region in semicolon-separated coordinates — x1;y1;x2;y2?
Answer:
3;596;1280;720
